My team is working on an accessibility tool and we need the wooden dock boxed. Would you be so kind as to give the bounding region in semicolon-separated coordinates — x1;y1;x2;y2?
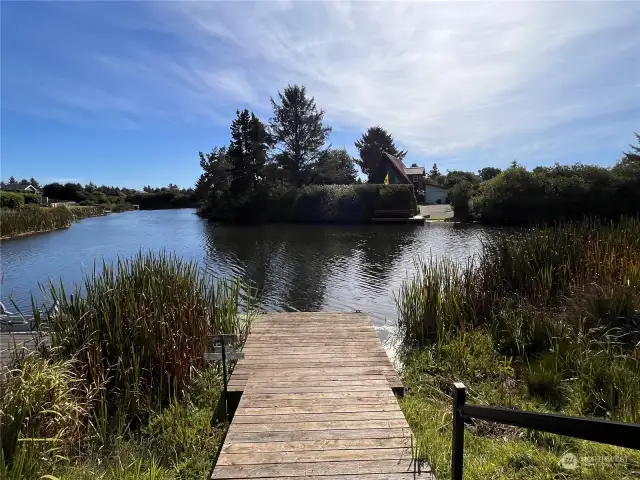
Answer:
212;312;433;479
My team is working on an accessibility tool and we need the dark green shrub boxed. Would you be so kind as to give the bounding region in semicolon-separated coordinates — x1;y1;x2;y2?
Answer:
200;184;417;224
23;193;39;205
449;180;473;219
469;164;640;225
0;192;25;209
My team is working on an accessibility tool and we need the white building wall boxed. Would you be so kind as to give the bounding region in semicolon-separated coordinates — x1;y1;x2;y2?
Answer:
425;186;448;204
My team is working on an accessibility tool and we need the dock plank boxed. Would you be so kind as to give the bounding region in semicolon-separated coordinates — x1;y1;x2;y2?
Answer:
211;312;432;479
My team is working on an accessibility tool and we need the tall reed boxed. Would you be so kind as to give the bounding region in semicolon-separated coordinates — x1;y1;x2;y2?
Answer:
0;207;73;238
38;250;257;435
396;217;640;421
0;206;105;238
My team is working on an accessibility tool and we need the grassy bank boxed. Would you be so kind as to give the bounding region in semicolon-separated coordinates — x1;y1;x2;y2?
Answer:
0;206;107;239
396;218;640;479
1;251;257;479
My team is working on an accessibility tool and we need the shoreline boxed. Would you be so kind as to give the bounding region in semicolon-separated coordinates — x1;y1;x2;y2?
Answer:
0;225;71;241
0;207;118;241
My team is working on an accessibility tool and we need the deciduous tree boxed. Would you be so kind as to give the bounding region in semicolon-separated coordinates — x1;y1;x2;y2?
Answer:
313;148;357;185
478;167;502;181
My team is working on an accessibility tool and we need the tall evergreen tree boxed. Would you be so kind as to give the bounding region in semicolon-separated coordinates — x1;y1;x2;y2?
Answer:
429;163;441;178
354;126;406;180
269;85;331;185
228;109;268;194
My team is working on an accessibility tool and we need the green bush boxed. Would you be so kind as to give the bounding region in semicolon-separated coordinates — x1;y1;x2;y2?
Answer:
0;192;25;209
449;180;473;219
22;193;39;205
201;184;417;223
469;164;640;225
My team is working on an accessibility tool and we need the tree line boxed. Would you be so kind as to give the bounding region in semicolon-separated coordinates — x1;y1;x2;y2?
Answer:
195;84;419;220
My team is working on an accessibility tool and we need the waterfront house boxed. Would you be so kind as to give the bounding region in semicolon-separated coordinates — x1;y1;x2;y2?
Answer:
369;153;415;185
0;183;40;194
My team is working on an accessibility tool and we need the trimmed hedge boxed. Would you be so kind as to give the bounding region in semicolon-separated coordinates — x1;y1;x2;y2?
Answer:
201;184;418;223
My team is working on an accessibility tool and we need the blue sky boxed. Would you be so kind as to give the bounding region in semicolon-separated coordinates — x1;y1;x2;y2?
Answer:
2;1;639;189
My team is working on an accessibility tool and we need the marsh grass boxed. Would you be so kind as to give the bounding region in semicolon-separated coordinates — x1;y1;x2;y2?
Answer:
1;251;257;478
396;217;640;478
0;205;105;238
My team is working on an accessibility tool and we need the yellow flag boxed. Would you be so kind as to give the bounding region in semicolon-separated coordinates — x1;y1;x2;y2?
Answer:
384;173;389;185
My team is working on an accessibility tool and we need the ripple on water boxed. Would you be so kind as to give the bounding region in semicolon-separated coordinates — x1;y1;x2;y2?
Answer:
1;212;493;350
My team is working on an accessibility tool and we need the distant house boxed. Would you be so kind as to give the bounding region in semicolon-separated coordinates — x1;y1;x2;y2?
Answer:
370;153;427;187
404;166;426;188
424;179;449;204
0;183;40;194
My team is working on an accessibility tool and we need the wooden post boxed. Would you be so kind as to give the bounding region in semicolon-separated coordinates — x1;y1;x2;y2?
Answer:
221;339;228;422
452;382;466;480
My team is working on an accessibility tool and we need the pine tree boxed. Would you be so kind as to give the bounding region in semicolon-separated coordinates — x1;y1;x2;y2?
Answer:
269;85;331;185
429;163;441;178
354;126;406;180
620;132;640;165
228;109;269;195
229;109;253;195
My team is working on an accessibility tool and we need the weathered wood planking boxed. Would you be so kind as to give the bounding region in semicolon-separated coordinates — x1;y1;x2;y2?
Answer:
227;312;404;400
211;312;433;479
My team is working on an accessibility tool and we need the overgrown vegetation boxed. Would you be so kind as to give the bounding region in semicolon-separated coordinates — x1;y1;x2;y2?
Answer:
200;183;417;223
1;251;256;479
396;218;640;478
0;205;106;239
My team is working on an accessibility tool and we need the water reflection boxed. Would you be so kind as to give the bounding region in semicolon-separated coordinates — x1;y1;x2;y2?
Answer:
1;210;492;340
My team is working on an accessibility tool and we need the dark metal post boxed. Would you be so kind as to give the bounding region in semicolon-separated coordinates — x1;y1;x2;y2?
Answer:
221;340;228;422
452;382;466;480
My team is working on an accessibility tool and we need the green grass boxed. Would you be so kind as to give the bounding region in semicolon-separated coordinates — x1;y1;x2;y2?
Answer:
396;217;640;479
1;251;257;479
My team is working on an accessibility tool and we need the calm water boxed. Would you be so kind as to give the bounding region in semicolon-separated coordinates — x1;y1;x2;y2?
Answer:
0;210;490;342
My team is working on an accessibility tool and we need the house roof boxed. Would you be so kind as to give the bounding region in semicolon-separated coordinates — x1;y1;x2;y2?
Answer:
382;152;412;184
0;183;39;192
404;167;425;176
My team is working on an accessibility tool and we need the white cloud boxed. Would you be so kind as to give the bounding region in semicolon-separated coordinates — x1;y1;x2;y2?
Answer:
6;1;638;164
148;0;640;159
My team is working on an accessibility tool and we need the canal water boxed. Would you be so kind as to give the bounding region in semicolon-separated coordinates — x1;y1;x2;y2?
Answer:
0;209;490;341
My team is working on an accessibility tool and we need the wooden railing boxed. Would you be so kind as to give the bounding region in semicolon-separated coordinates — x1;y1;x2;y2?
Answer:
451;382;640;480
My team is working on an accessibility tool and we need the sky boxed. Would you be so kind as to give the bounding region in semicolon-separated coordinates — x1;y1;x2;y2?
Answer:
1;1;639;189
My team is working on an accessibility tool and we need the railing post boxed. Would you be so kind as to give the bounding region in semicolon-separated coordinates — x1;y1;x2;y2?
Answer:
452;382;466;480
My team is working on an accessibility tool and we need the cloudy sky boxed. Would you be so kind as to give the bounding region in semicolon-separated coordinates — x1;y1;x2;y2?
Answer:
2;1;639;188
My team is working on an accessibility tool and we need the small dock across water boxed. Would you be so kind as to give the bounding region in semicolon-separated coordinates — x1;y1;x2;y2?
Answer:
212;312;433;479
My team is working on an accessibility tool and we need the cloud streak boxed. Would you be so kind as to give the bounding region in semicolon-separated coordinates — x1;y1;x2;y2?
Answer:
4;1;640;165
152;1;640;160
